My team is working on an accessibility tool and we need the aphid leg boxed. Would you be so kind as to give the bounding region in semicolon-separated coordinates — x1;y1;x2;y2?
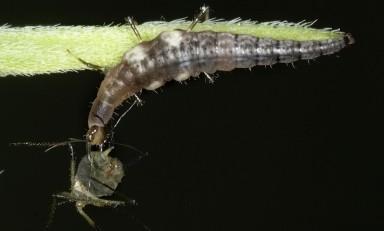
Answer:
66;49;104;72
50;193;99;229
188;5;210;31
45;196;58;229
125;16;142;41
46;143;78;229
76;197;133;229
91;197;133;207
77;197;134;229
75;202;100;230
203;72;214;84
131;216;152;231
67;143;76;190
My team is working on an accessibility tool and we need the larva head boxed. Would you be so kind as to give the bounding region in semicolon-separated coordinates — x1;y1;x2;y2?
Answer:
86;125;105;145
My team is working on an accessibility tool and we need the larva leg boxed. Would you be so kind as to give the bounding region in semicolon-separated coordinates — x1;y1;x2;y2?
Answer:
203;72;214;84
189;5;213;83
66;49;104;71
125;16;142;41
188;5;210;31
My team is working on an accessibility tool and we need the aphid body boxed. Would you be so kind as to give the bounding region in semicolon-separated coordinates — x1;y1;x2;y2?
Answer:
71;147;124;198
52;145;133;229
87;22;354;145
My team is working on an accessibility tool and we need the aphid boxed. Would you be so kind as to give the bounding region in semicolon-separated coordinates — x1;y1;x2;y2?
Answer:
10;140;135;229
11;134;148;230
46;143;136;229
86;6;354;145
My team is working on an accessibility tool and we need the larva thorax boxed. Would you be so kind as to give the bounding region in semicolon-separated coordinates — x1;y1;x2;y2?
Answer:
86;29;353;145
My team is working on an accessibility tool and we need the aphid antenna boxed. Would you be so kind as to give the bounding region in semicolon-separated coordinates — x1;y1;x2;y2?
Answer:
9;140;84;152
68;138;148;166
114;141;148;159
57;137;148;161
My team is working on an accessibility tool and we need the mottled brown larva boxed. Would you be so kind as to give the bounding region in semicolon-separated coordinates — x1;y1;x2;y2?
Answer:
86;19;354;146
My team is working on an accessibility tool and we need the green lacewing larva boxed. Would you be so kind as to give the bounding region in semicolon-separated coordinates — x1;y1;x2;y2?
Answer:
85;6;354;145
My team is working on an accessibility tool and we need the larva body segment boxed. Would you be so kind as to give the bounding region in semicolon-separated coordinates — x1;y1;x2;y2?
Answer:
87;29;353;144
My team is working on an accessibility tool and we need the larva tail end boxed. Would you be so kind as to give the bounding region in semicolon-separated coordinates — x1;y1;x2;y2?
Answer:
344;33;355;45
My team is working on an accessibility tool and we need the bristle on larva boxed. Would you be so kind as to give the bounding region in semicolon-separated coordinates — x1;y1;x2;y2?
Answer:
86;29;353;145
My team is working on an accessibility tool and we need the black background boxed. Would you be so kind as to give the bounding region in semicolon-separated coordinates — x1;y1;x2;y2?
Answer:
0;0;382;230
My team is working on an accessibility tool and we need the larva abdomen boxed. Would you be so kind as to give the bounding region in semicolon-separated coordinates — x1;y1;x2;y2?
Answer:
87;29;353;144
126;30;349;82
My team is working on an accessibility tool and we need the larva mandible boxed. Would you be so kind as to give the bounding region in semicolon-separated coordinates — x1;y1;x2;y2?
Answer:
86;10;354;145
